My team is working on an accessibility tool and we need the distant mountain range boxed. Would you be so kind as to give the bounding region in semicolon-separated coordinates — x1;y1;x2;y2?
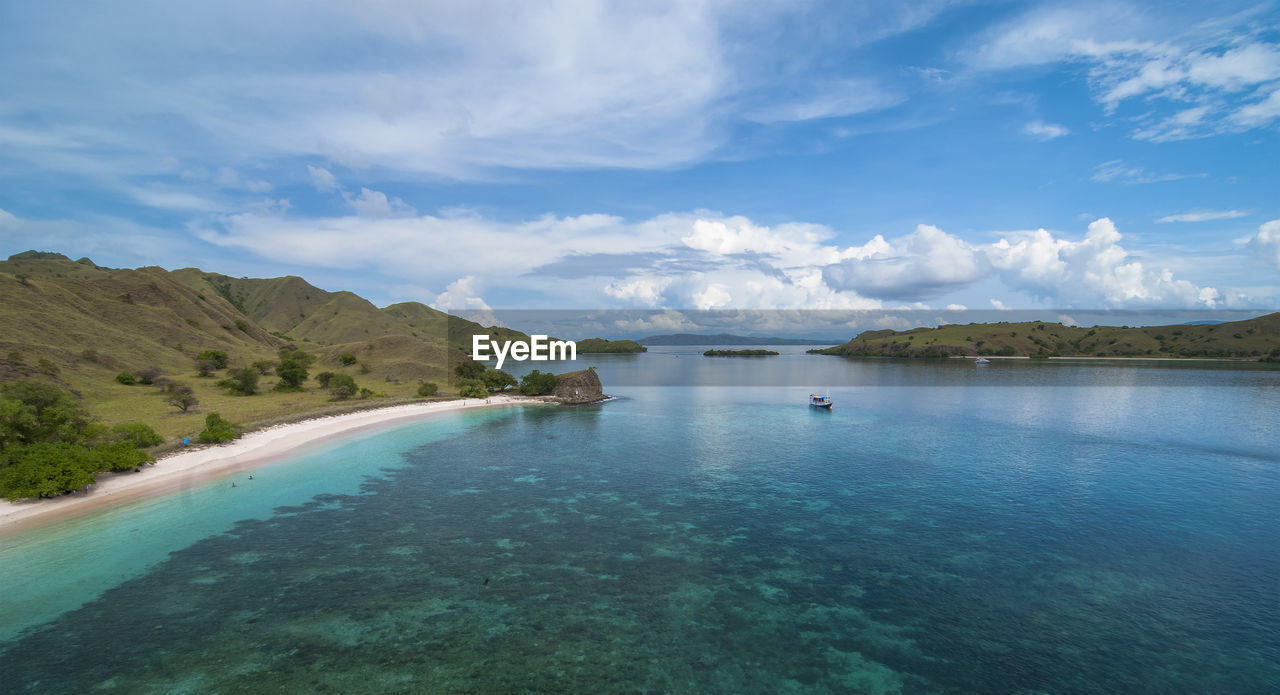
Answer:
639;333;835;346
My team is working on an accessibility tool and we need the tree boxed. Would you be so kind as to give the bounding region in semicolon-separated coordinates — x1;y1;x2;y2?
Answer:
196;350;229;369
217;367;259;395
416;382;438;398
195;358;218;377
519;370;558;396
457;379;488;398
198;413;241;443
0;380;91;449
110;422;164;448
326;373;359;400
315;371;335;388
455;361;486;380
89;440;155;472
116;372;136;385
275;349;315;390
481;369;517;393
167;383;199;413
0;443;96;500
339;353;357;366
252;360;274;375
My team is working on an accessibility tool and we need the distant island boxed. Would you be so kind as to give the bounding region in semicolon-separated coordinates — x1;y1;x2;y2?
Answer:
575;338;647;353
809;314;1280;361
641;333;833;346
703;349;780;356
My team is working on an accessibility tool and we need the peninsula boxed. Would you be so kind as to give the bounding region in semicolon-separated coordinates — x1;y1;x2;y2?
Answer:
809;313;1280;360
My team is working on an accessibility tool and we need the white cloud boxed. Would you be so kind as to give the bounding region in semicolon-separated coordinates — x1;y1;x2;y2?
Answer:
215;167;272;193
1091;160;1203;184
307;165;340;192
1024;120;1070;139
434;276;490;312
1232;86;1280;127
198;208;1252;311
823;224;989;301
990;298;1011;310
127;186;223;212
1156;209;1248;223
1248;219;1280;269
986;218;1220;307
969;5;1280;140
346;187;415;218
0;207;17;228
745;79;904;123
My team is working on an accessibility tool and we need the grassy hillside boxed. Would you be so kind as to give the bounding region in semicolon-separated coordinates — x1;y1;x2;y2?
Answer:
811;313;1280;360
575;338;646;353
0;252;531;444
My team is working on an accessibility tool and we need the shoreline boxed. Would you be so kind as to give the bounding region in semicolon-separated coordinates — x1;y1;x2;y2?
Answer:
0;395;551;539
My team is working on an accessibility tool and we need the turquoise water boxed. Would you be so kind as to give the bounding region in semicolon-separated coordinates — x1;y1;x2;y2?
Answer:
1;355;1278;693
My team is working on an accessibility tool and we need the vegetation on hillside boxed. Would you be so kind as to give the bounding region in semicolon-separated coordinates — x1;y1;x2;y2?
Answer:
810;313;1280;360
575;338;646;353
0;380;162;500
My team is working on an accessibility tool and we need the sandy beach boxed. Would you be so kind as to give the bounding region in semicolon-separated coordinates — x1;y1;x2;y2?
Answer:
0;395;546;538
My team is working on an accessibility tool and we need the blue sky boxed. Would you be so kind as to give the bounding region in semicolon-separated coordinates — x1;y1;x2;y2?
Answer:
1;0;1278;319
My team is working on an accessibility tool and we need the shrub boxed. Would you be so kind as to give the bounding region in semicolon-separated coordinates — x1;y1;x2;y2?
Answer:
457;379;488;398
198;413;241;443
326;373;358;400
196;350;229;369
416;382;439;398
110;422;164;448
316;371;335;388
252;360;274;375
116;372;136;385
166;383;198;412
339;353;357;366
275;349;315;390
135;366;162;385
216;367;259;395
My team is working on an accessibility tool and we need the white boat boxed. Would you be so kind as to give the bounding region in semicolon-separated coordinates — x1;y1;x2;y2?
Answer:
974;357;990;364
809;393;833;409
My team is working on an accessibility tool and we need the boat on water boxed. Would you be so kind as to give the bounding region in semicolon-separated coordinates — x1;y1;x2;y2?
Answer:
809;393;833;409
974;357;990;364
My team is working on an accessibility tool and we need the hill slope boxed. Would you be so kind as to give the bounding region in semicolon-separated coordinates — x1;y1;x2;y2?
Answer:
811;314;1280;360
0;252;529;442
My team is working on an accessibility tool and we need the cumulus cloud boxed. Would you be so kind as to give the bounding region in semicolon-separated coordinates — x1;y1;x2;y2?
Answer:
1156;209;1248;223
434;276;490;313
823;225;988;301
198;207;1242;311
1248;219;1280;269
987;218;1220;307
308;165;340;192
346;188;415;218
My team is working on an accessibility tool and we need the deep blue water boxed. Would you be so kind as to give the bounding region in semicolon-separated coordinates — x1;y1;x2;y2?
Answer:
1;352;1278;693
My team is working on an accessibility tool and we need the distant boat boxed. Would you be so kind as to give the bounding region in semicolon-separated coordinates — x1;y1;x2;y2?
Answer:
809;393;832;409
974;357;990;364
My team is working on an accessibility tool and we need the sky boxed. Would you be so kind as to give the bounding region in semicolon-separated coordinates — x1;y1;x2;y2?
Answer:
1;0;1278;323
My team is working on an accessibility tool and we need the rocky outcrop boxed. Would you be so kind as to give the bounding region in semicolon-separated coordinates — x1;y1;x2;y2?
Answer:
552;367;606;404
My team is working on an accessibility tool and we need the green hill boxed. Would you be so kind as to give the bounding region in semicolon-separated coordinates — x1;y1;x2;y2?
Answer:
0;251;530;443
575;338;646;353
810;314;1280;360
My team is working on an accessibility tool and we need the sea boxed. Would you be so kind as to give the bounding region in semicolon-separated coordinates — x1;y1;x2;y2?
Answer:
1;347;1277;693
